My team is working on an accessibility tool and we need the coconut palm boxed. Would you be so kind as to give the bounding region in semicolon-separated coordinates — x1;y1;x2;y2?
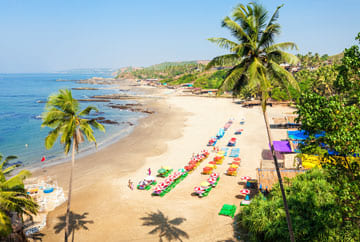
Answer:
42;89;105;242
0;153;39;239
207;3;298;241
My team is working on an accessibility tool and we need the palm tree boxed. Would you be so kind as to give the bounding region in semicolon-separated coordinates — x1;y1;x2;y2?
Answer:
0;153;39;239
42;89;105;242
207;3;298;241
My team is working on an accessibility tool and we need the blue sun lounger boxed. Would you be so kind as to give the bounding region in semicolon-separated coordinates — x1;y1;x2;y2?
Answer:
221;147;229;156
229;148;240;158
216;128;225;139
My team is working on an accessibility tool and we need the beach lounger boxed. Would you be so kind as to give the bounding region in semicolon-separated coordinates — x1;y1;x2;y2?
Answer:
219;204;237;218
213;155;224;165
240;118;245;125
202;166;213;175
234;129;243;135
221;147;229;156
227;137;236;147
207;137;217;146
229;148;240;158
216;128;225;139
240;200;251;206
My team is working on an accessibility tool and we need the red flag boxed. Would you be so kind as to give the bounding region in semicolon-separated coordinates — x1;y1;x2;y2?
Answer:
41;156;46;162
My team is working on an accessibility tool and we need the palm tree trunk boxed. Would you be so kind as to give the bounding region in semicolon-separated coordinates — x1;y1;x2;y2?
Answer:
64;141;76;242
262;108;295;242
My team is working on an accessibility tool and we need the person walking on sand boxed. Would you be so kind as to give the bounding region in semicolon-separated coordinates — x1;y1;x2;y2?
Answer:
148;168;151;176
128;179;134;190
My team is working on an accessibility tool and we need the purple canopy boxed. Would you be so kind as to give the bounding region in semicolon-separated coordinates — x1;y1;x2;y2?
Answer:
271;141;292;153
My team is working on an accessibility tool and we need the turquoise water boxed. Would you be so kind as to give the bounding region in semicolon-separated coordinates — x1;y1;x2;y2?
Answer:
0;73;145;169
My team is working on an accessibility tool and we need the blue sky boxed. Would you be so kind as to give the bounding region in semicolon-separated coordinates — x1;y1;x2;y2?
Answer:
0;0;359;73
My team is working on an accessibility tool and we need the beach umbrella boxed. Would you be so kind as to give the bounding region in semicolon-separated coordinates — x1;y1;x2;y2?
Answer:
206;164;215;168
240;189;250;195
241;176;251;181
138;180;147;186
210;173;219;178
209;161;217;165
194;186;205;193
233;157;241;161
145;176;155;181
228;167;236;171
163;166;171;170
208;177;217;184
230;164;239;168
200;181;210;187
169;174;176;180
154;187;163;192
158;168;166;174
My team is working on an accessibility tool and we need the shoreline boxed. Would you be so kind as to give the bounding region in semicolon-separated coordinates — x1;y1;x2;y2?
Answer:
24;78;150;173
31;87;176;186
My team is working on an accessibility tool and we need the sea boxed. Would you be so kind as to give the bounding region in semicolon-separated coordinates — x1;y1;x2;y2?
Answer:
0;72;146;170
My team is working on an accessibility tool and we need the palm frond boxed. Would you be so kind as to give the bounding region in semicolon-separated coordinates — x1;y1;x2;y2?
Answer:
60;118;75;145
78;106;99;116
41;109;67;128
258;4;284;48
0;155;17;171
222;16;251;43
87;120;105;133
268;61;299;90
266;42;298;52
45;126;62;150
0;210;12;237
246;57;267;90
205;54;239;70
207;37;238;50
3;165;19;175
218;65;247;93
3;170;31;189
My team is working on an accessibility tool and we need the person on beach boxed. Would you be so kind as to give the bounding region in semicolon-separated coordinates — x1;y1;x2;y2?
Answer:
128;179;134;190
148;168;151;176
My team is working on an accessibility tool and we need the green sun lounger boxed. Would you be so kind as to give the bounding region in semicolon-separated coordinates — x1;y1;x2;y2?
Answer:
219;204;237;218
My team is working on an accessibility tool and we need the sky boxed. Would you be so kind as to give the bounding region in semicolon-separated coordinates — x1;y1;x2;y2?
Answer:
0;0;359;73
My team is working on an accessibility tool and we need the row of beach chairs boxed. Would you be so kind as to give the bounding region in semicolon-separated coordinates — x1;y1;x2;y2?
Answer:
226;159;241;176
194;172;220;197
229;148;240;157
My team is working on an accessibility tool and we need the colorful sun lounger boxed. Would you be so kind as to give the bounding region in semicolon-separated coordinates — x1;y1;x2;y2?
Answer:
207;137;217;146
221;147;229;156
219;204;237;218
216;128;225;139
229;148;240;158
227;137;236;147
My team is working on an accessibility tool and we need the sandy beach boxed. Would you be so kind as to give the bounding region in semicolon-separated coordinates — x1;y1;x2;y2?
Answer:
31;86;288;241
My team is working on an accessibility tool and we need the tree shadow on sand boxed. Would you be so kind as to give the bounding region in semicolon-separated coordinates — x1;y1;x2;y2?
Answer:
53;211;94;242
27;232;45;241
140;210;189;242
